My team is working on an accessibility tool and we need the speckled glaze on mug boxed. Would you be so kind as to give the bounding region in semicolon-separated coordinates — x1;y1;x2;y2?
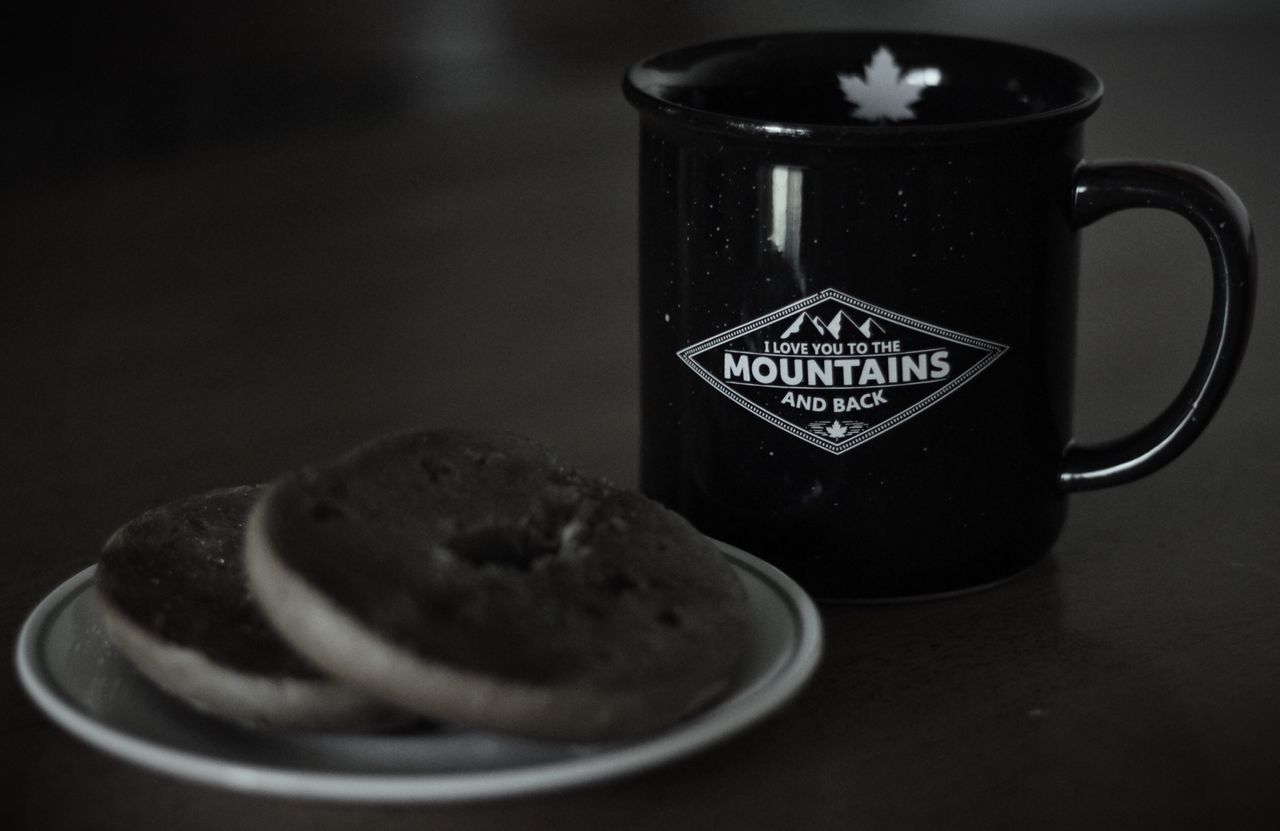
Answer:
625;33;1254;599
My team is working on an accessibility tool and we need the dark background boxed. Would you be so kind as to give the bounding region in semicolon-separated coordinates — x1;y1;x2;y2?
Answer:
3;1;1278;828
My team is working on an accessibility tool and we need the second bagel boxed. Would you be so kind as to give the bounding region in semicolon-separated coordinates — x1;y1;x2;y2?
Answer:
243;429;751;742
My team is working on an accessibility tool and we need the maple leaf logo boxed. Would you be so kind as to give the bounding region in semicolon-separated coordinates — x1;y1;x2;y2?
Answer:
837;47;924;122
825;421;849;439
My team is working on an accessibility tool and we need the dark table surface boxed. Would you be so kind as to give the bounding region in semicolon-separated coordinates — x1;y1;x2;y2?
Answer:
4;3;1278;829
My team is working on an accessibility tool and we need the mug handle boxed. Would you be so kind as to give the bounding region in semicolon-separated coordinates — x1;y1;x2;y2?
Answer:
1061;160;1256;492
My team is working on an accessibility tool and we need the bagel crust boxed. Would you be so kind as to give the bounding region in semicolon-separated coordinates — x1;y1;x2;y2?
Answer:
95;485;404;730
244;430;751;741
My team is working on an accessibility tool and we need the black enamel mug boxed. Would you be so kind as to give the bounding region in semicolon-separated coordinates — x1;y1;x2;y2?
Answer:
624;33;1255;600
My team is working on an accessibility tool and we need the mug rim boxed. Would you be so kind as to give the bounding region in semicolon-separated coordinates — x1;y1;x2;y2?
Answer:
623;31;1104;144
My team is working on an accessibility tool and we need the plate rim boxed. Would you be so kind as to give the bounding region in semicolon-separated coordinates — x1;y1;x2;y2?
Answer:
14;542;822;802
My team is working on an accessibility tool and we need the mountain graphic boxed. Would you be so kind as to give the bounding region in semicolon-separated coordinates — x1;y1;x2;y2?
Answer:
779;309;886;340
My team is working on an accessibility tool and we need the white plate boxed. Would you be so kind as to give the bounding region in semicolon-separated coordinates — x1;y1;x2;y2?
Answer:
14;542;822;803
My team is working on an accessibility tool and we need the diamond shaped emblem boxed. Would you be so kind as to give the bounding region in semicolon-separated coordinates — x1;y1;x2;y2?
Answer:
677;289;1008;454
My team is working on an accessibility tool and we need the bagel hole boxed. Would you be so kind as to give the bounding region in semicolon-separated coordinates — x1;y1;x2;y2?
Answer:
446;525;558;571
309;501;343;522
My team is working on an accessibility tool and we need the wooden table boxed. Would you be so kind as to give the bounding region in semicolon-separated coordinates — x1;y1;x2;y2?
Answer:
4;6;1278;829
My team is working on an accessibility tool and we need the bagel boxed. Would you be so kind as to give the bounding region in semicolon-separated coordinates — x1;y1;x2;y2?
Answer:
95;485;407;730
244;430;751;742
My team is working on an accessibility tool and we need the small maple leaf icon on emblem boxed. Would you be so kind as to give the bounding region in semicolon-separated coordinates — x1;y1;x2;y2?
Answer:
825;421;849;439
838;46;924;122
